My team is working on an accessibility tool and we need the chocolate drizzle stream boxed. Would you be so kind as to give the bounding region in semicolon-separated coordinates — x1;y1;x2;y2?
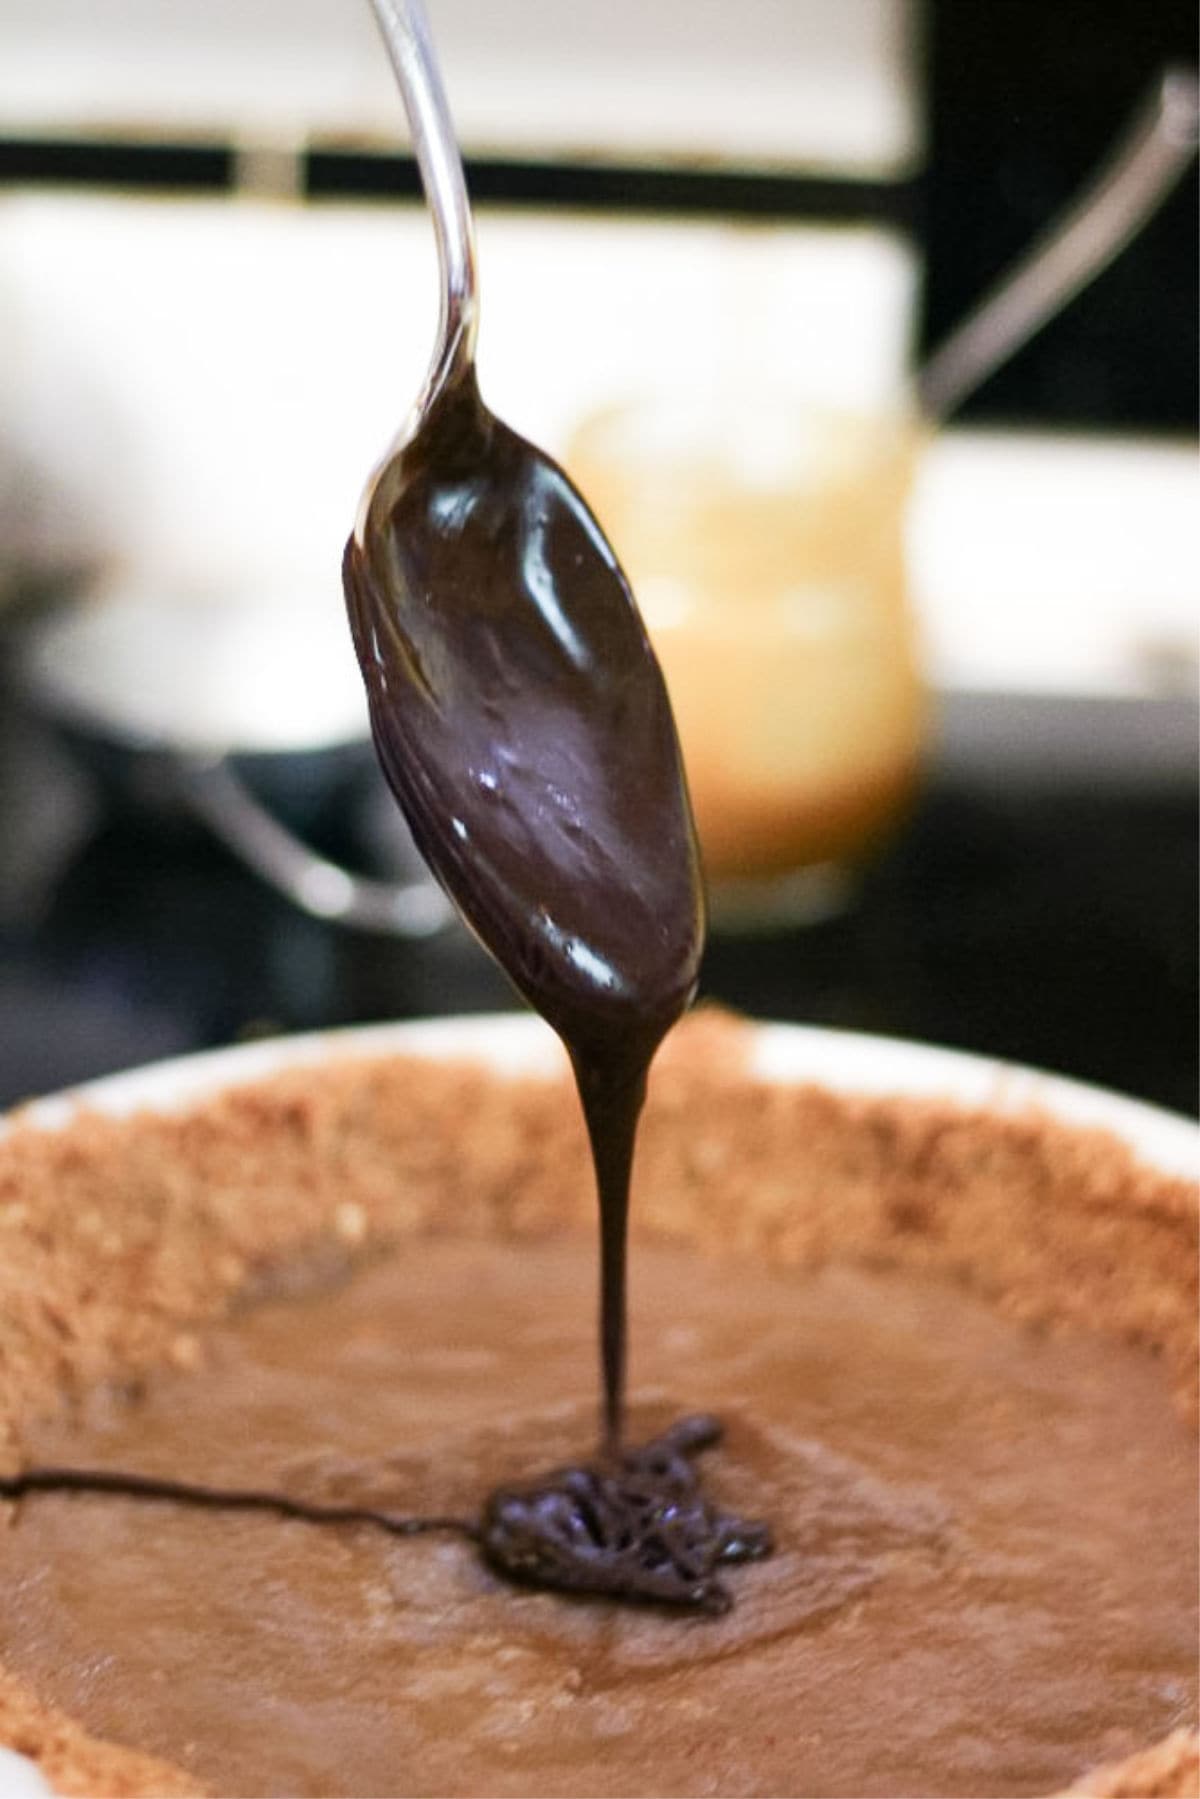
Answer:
343;375;705;1440
339;365;776;1607
0;1466;475;1542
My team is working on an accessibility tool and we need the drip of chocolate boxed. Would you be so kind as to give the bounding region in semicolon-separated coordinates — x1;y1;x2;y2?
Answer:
0;1419;770;1615
343;370;705;1455
0;1466;475;1543
481;1414;772;1614
341;367;774;1608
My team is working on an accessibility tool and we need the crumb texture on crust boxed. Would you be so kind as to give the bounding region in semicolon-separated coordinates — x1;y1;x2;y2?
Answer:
1063;1728;1200;1798
0;1008;1196;1799
0;1681;201;1798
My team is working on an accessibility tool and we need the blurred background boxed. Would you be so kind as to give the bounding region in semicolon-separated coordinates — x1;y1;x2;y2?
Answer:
0;0;1195;1112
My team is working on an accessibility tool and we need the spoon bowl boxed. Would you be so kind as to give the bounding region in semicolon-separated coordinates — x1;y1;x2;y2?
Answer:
344;371;703;1048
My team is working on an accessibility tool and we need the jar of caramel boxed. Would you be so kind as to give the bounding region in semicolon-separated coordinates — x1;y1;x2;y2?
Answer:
568;393;927;927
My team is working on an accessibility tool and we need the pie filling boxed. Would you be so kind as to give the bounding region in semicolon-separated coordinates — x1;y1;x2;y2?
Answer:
2;1233;1194;1798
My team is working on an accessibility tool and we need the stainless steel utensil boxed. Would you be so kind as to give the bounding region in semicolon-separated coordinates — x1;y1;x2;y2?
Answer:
17;583;451;935
919;67;1199;420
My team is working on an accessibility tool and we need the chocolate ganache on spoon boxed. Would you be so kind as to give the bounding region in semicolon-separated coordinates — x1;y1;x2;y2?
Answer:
342;0;769;1608
345;365;703;1450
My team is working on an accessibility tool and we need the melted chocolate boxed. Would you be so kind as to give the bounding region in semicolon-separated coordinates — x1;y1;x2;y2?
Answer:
340;368;771;1607
0;1466;475;1543
344;374;704;1442
0;1417;769;1617
481;1414;771;1614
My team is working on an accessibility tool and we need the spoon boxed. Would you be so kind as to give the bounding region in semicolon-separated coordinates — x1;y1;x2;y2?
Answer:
919;66;1199;420
342;0;704;1450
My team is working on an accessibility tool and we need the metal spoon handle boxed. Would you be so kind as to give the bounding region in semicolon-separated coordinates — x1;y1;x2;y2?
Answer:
179;757;451;936
918;67;1199;422
368;0;479;398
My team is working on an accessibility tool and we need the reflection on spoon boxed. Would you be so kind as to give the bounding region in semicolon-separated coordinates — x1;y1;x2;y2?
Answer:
345;372;702;1060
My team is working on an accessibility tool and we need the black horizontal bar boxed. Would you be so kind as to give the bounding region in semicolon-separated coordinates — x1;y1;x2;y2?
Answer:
0;133;916;225
307;149;917;225
0;136;232;189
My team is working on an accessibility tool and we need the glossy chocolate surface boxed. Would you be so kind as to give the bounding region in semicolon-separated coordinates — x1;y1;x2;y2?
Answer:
344;368;704;1465
343;372;703;1065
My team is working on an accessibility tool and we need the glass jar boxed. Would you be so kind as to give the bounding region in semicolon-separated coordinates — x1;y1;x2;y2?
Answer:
568;393;927;928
